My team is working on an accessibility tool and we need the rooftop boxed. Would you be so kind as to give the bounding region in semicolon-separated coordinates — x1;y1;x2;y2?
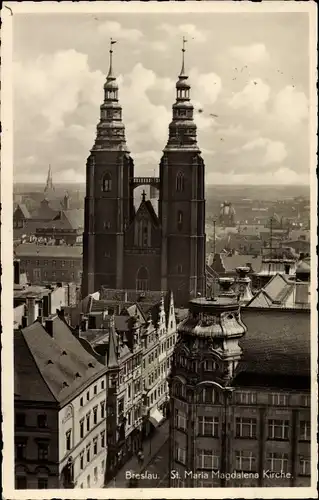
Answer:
14;243;83;258
234;308;310;386
15;316;106;406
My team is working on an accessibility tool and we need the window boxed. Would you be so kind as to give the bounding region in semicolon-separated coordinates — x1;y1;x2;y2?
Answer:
268;419;289;440
101;380;105;390
80;419;84;439
16;413;26;427
266;452;289;473
269;393;288;406
87;474;90;488
176;409;187;431
201;387;217;404
300;394;310;407
93;438;98;455
38;478;48;489
65;430;72;451
38;441;49;461
198;416;219;437
102;172;112;192
80;397;83;407
16;476;27;489
61;260;65;267
236;392;257;405
235;450;256;472
197;450;219;470
52;260;56;267
118;397;124;415
175;383;186;399
175;446;186;464
101;431;105;448
80;451;84;470
177;264;183;274
177;210;183;230
86;391;90;401
16;440;26;460
100;401;105;419
86;444;91;463
128;384;131;399
299;421;311;441
37;414;47;428
299;456;311;476
104;221;111;229
236;418;257;438
176;171;184;192
86;413;90;432
94;385;97;395
94;466;98;483
136;266;149;291
93;406;98;425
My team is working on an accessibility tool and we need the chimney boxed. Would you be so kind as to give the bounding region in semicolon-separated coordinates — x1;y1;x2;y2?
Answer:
14;260;20;285
26;296;37;325
21;316;28;328
218;277;236;299
88;314;96;329
45;318;54;337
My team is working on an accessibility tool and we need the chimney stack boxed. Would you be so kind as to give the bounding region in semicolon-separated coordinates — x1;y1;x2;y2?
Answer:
14;260;21;285
218;277;236;299
26;296;37;325
45;318;54;337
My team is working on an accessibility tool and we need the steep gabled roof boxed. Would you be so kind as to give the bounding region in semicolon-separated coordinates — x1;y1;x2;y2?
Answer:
14;204;31;219
134;199;159;227
17;317;106;406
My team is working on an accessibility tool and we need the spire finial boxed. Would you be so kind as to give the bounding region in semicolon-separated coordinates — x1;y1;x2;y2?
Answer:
107;38;117;79
179;36;188;78
141;189;146;202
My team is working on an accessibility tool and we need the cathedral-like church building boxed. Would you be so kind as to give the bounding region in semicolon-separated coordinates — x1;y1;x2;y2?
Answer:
82;39;206;306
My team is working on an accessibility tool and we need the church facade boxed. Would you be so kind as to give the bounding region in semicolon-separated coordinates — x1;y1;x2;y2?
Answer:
82;42;206;306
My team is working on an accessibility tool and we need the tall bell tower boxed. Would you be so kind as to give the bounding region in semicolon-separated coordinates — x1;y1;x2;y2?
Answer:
159;38;206;306
82;40;134;297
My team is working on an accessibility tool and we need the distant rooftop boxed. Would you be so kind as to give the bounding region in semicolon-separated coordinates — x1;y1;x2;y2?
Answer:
15;243;82;258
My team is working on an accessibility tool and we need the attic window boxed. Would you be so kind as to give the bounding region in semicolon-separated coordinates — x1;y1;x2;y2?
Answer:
47;359;53;365
75;372;81;378
88;362;94;368
62;350;67;356
63;382;69;388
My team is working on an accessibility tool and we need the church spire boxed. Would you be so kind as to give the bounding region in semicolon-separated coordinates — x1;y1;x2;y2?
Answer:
44;164;54;195
165;37;198;151
179;36;188;79
92;39;128;152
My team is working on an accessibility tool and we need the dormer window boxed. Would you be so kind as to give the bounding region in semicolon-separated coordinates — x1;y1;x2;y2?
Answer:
102;173;112;192
176;171;184;192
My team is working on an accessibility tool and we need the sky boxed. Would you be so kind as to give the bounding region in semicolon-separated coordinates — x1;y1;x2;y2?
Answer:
13;11;311;186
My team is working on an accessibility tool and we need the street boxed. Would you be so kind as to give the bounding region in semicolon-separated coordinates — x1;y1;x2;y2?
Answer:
138;438;170;488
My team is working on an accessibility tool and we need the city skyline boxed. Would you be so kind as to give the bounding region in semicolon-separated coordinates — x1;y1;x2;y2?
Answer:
13;10;312;186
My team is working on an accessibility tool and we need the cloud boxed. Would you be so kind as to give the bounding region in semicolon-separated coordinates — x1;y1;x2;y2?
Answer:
273;85;308;126
229;79;270;113
242;137;287;165
206;167;309;186
97;21;143;42
230;43;270;64
157;23;207;43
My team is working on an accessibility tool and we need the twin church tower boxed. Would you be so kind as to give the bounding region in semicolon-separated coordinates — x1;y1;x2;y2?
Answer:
82;39;206;306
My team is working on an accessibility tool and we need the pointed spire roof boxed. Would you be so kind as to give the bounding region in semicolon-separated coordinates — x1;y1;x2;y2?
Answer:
107;315;118;369
104;38;118;89
178;36;188;81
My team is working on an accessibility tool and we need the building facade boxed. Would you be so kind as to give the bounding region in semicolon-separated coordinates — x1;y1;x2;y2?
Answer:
82;41;206;306
14;315;108;489
15;243;83;285
168;297;311;488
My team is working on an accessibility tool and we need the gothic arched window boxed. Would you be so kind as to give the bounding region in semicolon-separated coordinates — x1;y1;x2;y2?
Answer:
176;171;184;192
102;173;112;192
177;210;183;230
136;266;149;291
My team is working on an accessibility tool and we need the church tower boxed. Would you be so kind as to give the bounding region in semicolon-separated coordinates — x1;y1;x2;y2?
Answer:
159;38;206;306
82;40;135;297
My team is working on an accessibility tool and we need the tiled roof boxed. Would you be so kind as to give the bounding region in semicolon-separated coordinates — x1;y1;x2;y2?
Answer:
212;254;262;274
234;308;310;384
14;203;31;219
53;209;84;230
14;330;57;402
17;317;106;405
15;243;83;258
